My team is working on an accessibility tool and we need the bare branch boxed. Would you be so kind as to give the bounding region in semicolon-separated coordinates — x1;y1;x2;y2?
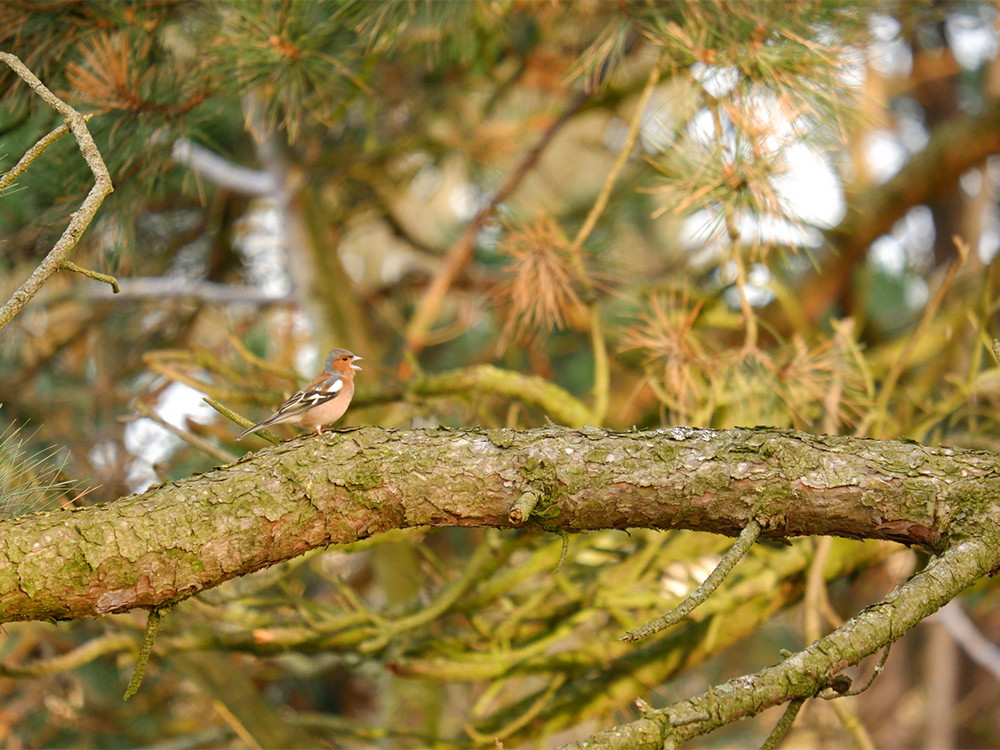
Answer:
0;120;72;191
0;52;115;331
0;633;135;677
761;697;805;750
60;259;119;293
622;517;763;641
133;402;238;464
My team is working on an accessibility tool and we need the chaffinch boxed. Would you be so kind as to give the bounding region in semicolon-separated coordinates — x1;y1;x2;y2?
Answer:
235;348;362;440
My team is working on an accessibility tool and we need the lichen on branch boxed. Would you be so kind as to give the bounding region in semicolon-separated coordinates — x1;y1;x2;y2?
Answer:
2;424;997;624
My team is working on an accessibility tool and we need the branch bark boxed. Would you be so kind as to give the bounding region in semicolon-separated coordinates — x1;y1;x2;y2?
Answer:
2;425;999;624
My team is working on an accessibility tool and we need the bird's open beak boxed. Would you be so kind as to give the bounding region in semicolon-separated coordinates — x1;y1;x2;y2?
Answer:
352;356;363;371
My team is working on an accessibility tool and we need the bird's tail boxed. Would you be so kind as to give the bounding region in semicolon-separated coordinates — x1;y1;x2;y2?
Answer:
234;421;269;441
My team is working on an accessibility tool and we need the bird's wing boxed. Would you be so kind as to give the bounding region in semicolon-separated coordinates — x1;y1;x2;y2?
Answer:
272;372;346;419
235;372;345;439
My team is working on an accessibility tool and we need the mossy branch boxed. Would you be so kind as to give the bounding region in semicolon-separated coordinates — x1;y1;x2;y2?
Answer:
1;424;996;746
123;606;167;700
1;425;996;625
562;536;997;749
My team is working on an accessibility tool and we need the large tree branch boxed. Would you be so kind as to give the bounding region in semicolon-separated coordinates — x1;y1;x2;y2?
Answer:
2;426;999;624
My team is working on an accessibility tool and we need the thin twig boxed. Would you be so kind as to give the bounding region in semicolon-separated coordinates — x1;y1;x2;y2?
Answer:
203;398;279;445
465;674;567;744
706;93;758;353
804;536;843;644
828;699;877;750
410;364;596;427
822;319;853;435
172;137;277;195
587;307;611;425
760;697;805;750
226;334;298;379
823;644;892;699
60;260;119;293
124;607;167;700
358;533;509;654
213;701;264;750
804;537;873;748
931;600;1000;682
90;276;294;305
568;50;666;256
622;517;763;642
803;537;827;644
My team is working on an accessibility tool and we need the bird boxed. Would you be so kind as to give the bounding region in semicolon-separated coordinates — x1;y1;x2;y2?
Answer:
235;348;362;440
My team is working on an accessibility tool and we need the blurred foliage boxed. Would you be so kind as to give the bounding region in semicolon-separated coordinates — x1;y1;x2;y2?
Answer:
3;0;1000;747
0;415;76;520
